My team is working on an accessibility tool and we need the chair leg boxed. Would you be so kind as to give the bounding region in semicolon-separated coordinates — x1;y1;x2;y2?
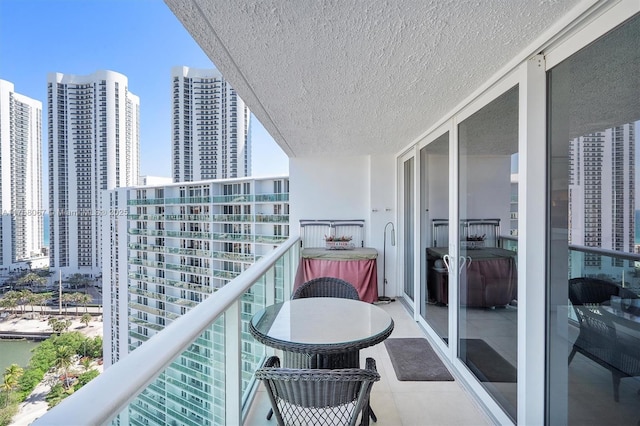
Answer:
266;408;273;420
612;371;621;402
568;346;577;364
359;403;370;426
369;405;377;422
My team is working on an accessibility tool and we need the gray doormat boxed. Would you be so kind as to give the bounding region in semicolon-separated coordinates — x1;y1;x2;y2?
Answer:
384;338;454;381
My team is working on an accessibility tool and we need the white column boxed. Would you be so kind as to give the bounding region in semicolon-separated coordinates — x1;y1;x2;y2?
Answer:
517;53;547;426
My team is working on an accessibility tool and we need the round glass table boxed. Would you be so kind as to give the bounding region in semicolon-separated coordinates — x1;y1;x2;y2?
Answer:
249;297;394;366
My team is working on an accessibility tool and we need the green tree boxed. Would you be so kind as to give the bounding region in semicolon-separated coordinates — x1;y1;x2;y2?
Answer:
0;294;17;315
69;292;87;317
53;346;74;390
17;290;31;314
1;364;24;408
67;273;89;291
79;357;93;372
17;272;47;291
36;292;53;314
26;292;39;314
48;318;72;335
61;293;74;316
1;376;16;408
80;313;92;328
77;293;92;313
34;267;53;278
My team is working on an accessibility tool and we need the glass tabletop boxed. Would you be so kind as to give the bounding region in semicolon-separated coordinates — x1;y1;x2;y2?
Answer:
249;298;394;354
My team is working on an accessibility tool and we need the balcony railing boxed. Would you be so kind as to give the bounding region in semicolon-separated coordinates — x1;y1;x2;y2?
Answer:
34;237;300;426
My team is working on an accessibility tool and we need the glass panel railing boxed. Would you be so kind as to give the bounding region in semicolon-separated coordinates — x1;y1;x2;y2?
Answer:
254;193;289;202
568;245;640;296
34;237;300;426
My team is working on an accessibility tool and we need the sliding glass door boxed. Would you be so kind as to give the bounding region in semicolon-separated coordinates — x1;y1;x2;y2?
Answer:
547;14;640;425
420;133;450;341
458;86;519;421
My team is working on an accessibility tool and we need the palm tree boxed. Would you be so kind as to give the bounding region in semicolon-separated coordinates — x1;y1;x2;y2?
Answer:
80;357;93;372
81;313;92;328
27;291;39;314
68;273;89;291
61;293;74;316
17;272;47;290
2;363;24;407
54;346;74;390
0;295;17;316
1;376;16;407
70;292;85;317
17;289;32;314
4;364;24;382
36;292;53;314
77;293;92;313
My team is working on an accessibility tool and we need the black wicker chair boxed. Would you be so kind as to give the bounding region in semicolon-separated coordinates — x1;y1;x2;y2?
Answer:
256;355;380;426
293;276;360;300
291;277;361;369
568;277;640;401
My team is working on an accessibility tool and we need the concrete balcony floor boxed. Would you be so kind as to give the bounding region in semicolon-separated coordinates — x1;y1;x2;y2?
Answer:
245;301;491;426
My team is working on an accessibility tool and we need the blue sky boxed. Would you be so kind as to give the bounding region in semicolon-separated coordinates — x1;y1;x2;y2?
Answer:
0;0;288;185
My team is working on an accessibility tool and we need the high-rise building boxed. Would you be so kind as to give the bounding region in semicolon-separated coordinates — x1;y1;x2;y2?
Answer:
48;70;140;277
171;66;251;182
0;80;43;269
569;123;636;272
103;176;289;424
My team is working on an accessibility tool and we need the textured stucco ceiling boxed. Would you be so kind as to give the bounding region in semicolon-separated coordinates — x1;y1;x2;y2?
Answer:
165;0;582;158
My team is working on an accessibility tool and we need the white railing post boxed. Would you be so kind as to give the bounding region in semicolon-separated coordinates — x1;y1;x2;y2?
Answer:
225;299;241;425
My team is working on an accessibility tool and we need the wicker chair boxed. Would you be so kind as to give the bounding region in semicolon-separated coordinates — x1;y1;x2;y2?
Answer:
256;355;380;426
293;277;360;300
291;277;361;370
568;277;640;401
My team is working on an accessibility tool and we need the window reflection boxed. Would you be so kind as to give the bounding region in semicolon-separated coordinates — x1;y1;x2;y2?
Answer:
458;86;519;420
548;13;640;425
421;133;449;341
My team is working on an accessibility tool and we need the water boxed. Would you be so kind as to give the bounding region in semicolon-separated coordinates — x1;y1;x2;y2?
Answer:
0;340;39;372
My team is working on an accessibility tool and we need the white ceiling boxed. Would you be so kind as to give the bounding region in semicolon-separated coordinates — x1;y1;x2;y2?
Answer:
165;0;582;158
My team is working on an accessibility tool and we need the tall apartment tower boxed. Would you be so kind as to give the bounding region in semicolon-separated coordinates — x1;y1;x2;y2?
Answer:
171;66;251;182
568;123;635;272
0;80;43;268
48;70;140;277
103;176;289;424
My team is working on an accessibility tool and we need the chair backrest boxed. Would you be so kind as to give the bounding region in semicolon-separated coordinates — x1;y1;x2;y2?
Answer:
466;219;501;248
293;277;360;300
568;277;628;306
256;356;380;426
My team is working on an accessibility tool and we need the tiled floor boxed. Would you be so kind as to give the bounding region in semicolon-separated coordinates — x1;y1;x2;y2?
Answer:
245;301;492;426
246;298;640;425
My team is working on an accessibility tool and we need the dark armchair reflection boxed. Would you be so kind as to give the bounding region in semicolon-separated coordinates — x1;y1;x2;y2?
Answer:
568;277;640;402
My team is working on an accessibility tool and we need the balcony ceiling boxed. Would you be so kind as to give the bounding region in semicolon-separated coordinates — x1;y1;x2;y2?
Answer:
166;0;581;157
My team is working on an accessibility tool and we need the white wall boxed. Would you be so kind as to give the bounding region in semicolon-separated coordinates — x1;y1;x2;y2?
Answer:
289;156;370;233
461;156;512;227
290;154;399;296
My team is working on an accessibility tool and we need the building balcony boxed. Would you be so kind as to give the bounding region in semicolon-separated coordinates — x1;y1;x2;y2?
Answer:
34;237;488;426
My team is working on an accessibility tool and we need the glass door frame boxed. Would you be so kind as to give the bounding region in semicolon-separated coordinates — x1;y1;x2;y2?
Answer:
398;148;420;311
415;122;454;352
450;71;527;426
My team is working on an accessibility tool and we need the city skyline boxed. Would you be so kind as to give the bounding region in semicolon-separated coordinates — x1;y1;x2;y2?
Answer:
0;0;288;199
